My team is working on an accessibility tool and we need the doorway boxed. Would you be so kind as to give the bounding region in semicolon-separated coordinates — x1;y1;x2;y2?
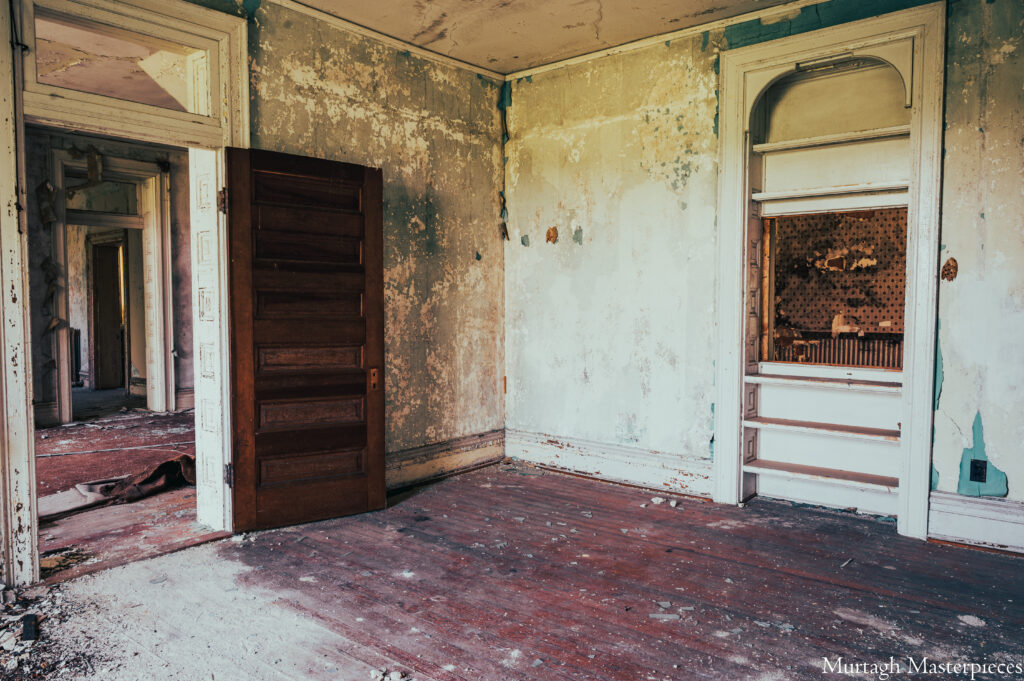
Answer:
713;4;946;538
0;0;248;585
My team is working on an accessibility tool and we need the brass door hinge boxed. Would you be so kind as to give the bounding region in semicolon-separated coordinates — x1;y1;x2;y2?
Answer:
217;187;228;214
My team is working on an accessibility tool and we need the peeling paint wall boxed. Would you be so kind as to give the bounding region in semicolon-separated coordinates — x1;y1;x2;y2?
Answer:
934;0;1024;502
504;33;720;464
244;2;505;453
506;0;1024;504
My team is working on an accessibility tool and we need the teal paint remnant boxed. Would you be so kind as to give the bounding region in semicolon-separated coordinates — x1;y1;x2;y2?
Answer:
499;190;508;221
475;251;481;261
241;0;261;20
931;462;939;490
957;413;1008;497
722;0;935;50
933;320;943;411
571;227;583;245
665;40;671;47
521;235;530;247
497;81;513;110
701;30;709;51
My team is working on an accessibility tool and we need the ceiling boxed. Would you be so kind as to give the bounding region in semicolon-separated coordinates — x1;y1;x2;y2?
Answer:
302;0;796;74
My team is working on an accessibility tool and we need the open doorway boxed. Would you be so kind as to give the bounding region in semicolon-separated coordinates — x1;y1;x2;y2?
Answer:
27;127;217;580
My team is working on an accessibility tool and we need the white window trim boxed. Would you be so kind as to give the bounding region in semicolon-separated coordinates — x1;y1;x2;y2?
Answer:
18;0;247;149
713;3;945;540
1;0;247;586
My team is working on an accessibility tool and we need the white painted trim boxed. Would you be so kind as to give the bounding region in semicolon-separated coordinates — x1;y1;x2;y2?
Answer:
507;430;712;498
751;125;911;153
17;0;246;150
503;0;827;80
713;4;945;541
269;0;503;80
1;0;40;586
928;492;1024;554
1;0;247;583
758;362;902;382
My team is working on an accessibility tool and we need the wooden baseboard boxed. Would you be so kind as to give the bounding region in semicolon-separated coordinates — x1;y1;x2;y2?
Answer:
928;491;1024;554
175;388;195;410
386;429;505;490
34;401;60;427
505;429;712;498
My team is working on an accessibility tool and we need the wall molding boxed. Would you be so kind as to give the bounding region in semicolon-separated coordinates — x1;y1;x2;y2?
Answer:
928;491;1024;554
175;388;195;410
386;429;505;491
506;429;712;498
33;402;59;427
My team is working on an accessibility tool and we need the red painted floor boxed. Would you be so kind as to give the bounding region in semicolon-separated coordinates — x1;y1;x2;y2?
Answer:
220;463;1024;681
35;410;212;581
35;410;195;495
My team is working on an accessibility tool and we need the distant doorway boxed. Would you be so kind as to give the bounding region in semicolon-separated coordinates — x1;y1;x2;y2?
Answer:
90;240;125;390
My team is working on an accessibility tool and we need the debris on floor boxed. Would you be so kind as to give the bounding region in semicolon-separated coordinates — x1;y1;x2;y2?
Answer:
0;584;99;680
38;454;196;522
39;549;92;580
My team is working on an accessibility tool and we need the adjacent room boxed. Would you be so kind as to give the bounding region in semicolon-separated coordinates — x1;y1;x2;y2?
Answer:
0;0;1020;678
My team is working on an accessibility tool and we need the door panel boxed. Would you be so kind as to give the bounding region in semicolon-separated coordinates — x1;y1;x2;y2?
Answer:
92;242;125;390
228;148;385;531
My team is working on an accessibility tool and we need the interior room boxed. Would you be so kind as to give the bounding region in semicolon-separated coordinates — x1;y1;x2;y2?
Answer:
0;0;1021;678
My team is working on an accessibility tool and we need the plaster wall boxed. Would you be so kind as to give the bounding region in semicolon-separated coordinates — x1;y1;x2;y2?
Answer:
243;2;506;455
504;33;720;487
933;0;1024;501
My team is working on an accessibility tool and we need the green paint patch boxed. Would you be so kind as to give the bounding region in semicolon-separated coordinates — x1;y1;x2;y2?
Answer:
957;413;1008;497
931;462;939;490
571;227;583;245
521;234;530;247
498;81;512;110
475;251;482;261
722;0;935;50
701;30;709;51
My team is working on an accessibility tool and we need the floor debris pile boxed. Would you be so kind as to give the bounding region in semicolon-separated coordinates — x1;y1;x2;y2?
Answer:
0;584;100;680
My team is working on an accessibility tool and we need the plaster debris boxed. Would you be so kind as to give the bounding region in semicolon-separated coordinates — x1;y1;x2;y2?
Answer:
957;615;985;628
649;613;681;621
650;497;666;505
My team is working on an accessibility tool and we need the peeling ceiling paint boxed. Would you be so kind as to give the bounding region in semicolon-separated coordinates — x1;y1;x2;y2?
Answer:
300;0;796;73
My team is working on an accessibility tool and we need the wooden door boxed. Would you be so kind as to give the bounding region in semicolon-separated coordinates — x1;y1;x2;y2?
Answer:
226;148;385;531
92;242;125;390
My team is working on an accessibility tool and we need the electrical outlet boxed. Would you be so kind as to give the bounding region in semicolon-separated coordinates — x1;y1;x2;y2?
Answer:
969;459;987;483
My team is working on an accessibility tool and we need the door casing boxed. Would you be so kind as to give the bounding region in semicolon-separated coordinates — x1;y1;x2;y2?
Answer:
713;3;946;539
0;0;247;585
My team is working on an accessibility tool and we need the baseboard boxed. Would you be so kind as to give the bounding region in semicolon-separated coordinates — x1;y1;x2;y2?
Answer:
34;401;60;427
386;429;505;490
928;491;1024;554
505;429;712;498
175;388;195;410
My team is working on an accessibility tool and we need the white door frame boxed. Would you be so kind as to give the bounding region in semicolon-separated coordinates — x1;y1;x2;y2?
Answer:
53;153;177;418
0;0;247;585
712;3;945;539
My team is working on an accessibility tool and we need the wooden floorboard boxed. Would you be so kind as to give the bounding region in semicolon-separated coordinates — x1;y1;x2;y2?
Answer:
220;463;1024;680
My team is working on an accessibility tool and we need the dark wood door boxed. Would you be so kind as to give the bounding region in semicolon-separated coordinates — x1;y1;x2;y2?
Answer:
92;242;125;390
227;148;385;531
